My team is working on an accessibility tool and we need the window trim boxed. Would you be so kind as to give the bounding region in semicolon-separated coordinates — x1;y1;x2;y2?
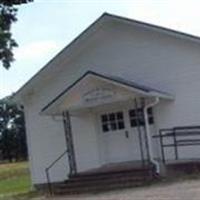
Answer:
129;107;154;127
101;111;125;133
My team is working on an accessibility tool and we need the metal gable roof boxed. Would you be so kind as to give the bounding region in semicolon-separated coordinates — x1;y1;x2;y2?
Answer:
14;13;200;103
41;71;174;113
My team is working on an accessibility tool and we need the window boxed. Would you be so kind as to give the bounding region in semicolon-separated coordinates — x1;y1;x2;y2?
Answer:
129;107;154;127
101;111;125;132
148;107;154;124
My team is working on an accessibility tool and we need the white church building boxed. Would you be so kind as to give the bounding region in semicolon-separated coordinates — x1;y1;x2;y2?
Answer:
14;13;200;190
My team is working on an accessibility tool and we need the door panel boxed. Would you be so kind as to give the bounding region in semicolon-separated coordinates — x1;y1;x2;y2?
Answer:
98;107;140;164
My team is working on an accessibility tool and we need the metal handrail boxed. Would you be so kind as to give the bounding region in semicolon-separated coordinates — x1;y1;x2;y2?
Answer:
153;126;200;163
45;149;68;195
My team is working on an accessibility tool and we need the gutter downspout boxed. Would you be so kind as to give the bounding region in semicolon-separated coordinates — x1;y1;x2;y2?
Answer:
144;97;160;174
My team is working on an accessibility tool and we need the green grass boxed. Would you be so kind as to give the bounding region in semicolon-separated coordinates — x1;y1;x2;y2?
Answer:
0;162;39;200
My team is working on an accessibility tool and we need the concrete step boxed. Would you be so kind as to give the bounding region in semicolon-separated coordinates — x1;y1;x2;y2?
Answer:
52;168;154;195
66;170;151;183
54;179;150;195
58;176;149;188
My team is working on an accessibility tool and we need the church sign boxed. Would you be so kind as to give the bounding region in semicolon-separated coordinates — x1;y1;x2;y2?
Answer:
82;88;115;104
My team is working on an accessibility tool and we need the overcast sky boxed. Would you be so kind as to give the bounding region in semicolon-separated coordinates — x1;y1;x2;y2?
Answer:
1;0;200;98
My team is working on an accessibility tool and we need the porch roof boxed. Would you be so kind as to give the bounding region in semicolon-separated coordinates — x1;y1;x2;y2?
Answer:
41;71;174;115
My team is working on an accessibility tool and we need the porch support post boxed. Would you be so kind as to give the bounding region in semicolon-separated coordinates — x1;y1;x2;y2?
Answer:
62;111;77;176
141;98;151;165
134;98;145;167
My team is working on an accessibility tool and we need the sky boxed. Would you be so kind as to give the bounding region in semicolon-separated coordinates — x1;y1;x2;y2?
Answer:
1;0;200;98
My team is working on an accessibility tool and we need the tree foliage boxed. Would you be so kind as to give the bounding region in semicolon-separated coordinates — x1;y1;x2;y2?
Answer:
0;0;33;69
0;96;27;162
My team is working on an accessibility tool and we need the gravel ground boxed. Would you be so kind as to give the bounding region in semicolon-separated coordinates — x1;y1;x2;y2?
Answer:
37;178;200;200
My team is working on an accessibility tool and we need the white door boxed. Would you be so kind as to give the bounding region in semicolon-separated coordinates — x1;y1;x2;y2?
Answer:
98;107;141;164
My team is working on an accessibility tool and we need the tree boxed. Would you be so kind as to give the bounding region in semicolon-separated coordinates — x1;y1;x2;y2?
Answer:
0;96;27;162
0;0;33;69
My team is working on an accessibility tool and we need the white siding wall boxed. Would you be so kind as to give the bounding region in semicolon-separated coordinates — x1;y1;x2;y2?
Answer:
24;97;69;184
24;21;200;184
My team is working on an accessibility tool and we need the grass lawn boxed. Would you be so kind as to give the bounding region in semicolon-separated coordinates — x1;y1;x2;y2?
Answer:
0;162;39;200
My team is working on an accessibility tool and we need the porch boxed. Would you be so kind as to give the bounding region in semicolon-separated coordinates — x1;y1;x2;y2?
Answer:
42;71;173;177
75;160;150;175
41;71;174;194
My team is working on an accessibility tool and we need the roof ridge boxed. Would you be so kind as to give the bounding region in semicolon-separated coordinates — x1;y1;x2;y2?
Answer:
104;12;200;42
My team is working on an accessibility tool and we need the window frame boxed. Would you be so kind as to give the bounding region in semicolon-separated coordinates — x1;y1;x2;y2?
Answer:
129;107;154;128
101;111;125;133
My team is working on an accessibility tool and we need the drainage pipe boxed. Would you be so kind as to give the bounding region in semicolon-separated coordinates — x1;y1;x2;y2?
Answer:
143;97;160;174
